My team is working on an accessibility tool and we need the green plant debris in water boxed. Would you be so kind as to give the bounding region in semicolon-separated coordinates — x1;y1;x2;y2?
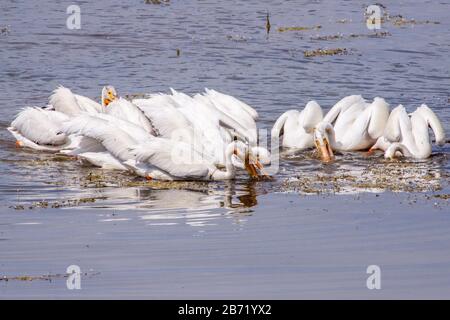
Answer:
266;12;271;34
433;194;450;200
10;197;107;210
144;0;170;4
310;34;344;41
280;161;445;195
364;4;440;27
392;18;440;26
1;271;99;282
226;35;248;42
278;25;322;32
311;32;390;41
304;48;348;57
0;26;10;35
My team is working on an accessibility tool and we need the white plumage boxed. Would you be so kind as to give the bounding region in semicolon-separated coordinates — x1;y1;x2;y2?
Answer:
271;101;323;150
371;104;446;159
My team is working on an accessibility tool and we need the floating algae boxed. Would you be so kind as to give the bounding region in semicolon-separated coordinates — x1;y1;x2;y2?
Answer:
310;32;390;41
278;25;322;32
280;158;446;195
433;194;450;200
350;31;391;38
0;26;10;35
392;18;440;26
1;271;99;282
9;197;108;210
304;48;348;57
226;34;248;42
266;12;271;35
363;4;440;27
144;0;170;4
310;34;344;41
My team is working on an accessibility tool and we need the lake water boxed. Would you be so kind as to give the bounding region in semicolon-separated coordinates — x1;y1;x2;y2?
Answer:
0;0;449;299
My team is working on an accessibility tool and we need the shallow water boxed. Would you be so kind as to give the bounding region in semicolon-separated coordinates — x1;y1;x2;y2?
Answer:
0;0;449;298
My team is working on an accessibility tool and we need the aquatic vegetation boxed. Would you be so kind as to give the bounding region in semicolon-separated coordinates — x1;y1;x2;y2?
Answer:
280;159;446;195
433;194;450;200
9;197;107;210
364;4;440;27
304;48;348;57
144;0;170;4
350;31;391;38
0;26;10;35
0;271;99;282
226;35;248;42
0;274;65;282
391;18;440;26
310;32;390;41
266;12;271;34
310;34;344;41
278;25;322;32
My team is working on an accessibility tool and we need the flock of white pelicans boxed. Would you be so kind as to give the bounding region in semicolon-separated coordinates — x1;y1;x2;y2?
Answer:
7;86;447;181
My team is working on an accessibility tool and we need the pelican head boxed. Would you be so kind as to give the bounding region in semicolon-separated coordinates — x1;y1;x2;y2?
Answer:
232;142;267;178
102;85;118;107
313;122;335;162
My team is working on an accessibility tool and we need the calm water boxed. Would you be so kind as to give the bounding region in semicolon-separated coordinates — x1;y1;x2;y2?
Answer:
0;0;449;298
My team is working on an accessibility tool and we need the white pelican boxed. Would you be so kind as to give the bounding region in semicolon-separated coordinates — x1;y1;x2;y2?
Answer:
198;88;259;144
62;113;265;180
7;107;70;151
104;97;156;135
271;101;323;150
133;89;270;166
8;85;152;153
313;96;390;161
49;85;114;115
370;104;446;159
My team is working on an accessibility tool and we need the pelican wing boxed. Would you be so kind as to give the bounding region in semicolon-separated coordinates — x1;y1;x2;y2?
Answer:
74;94;103;114
106;98;155;134
78;151;128;170
62;114;137;161
193;93;255;144
130;140;209;179
133;95;192;137
204;88;258;120
10;107;69;145
60;135;106;155
323;95;365;124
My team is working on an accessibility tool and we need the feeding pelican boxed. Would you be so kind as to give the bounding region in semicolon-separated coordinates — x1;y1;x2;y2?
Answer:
62;113;265;180
133;88;270;166
313;96;390;162
8;85;122;151
271;101;323;150
370;104;446;159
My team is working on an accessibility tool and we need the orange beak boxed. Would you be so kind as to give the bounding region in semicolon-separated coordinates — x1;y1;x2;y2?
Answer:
315;138;334;162
103;98;112;107
244;152;269;179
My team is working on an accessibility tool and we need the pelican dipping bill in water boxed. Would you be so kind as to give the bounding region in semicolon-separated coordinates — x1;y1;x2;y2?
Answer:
271;101;323;150
313;96;390;162
62;113;266;180
370;104;446;159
